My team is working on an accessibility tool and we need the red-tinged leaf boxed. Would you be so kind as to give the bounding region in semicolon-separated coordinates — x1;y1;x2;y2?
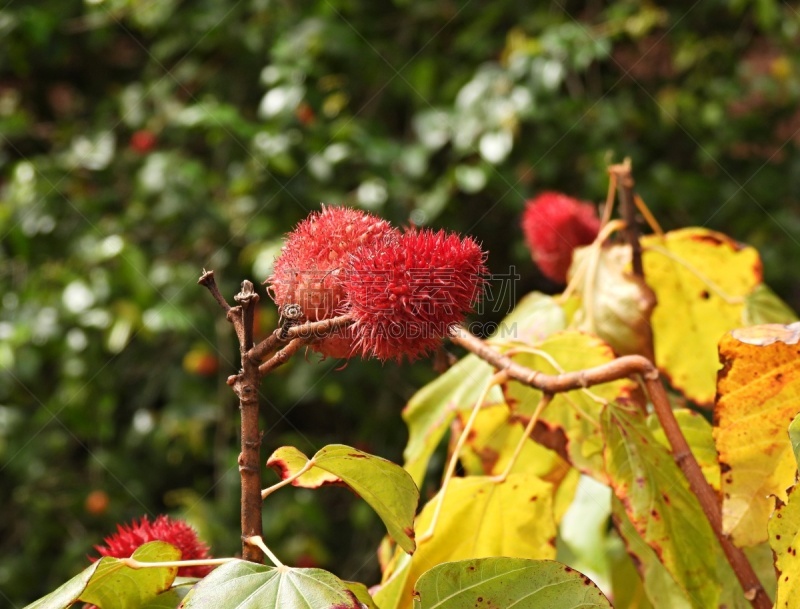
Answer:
267;444;418;554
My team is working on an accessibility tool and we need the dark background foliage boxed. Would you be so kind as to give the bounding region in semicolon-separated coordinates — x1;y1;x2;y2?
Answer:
2;1;799;605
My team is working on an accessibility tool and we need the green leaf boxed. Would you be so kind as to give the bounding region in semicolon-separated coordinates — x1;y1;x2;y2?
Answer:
402;292;566;485
181;561;362;609
603;405;720;608
344;581;379;609
139;582;194;609
411;557;612;609
24;541;180;609
23;561;103;609
267;444;419;554
375;474;556;609
743;283;799;325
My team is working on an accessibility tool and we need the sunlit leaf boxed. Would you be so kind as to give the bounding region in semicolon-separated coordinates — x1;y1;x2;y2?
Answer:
570;244;655;357
647;409;720;491
641;228;762;406
374;474;556;609
503;331;636;481
768;485;800;609
714;322;800;546
402;292;566;485
181;561;362;608
603;404;720;607
412;557;611;609
24;541;180;609
267;444;419;554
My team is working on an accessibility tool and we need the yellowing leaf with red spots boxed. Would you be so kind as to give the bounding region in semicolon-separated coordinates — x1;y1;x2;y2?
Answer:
373;474;556;609
603;404;720;608
769;484;800;607
714;322;800;546
641;228;762;406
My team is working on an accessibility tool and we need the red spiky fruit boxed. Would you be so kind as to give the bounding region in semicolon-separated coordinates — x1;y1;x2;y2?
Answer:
522;192;601;283
266;206;399;358
92;515;213;578
343;229;488;362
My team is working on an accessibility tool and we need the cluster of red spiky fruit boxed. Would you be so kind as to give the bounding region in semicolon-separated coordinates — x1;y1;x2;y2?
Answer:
92;515;213;578
267;206;487;362
521;192;601;283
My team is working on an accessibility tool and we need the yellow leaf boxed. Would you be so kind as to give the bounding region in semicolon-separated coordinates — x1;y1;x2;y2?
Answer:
457;403;565;479
641;228;762;406
714;322;800;546
373;474;556;609
769;485;800;609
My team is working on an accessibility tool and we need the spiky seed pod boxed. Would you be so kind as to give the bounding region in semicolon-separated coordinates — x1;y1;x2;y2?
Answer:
343;229;488;362
266;206;399;358
522;192;601;283
92;515;213;578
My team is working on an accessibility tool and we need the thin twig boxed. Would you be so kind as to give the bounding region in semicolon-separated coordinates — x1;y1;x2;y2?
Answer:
248;315;353;363
449;326;770;609
258;337;306;376
198;270;231;313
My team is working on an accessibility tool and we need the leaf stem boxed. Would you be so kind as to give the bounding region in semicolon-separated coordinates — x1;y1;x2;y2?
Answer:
262;459;315;499
418;371;507;544
120;557;235;570
494;393;552;482
244;536;284;568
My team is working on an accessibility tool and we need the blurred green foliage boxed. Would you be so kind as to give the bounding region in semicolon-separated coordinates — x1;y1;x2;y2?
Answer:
2;0;799;605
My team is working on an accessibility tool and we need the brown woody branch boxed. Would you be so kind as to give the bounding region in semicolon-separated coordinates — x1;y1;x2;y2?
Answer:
200;275;264;564
450;327;770;609
248;315;353;365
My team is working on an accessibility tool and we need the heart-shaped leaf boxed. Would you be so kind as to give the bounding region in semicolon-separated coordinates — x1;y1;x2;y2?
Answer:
412;557;611;609
180;561;363;609
267;444;419;554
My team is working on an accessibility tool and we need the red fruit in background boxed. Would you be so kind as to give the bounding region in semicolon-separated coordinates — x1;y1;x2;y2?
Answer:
84;490;109;516
343;229;488;362
522;192;601;283
130;130;157;154
92;515;213;578
295;102;316;126
266;206;399;359
183;348;219;376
